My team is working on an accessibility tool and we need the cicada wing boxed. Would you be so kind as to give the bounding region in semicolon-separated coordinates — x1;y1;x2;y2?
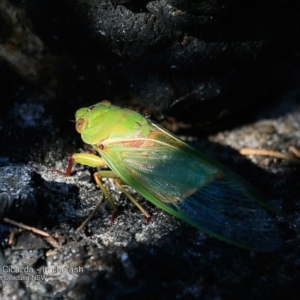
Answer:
164;176;283;251
100;136;283;251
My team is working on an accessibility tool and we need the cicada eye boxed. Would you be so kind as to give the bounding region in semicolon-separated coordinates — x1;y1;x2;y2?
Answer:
75;118;85;133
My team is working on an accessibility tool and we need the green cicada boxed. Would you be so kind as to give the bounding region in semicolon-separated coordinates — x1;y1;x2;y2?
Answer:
62;100;283;251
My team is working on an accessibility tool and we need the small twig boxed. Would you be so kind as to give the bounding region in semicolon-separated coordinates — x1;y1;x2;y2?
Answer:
45;236;60;249
3;218;60;249
285;237;300;246
4;218;50;236
46;249;59;257
7;229;18;246
239;147;300;161
288;146;300;158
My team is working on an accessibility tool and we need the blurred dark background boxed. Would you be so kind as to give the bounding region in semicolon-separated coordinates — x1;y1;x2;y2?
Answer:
1;0;300;130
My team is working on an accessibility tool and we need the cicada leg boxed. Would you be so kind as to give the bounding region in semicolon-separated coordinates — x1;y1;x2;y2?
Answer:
78;170;151;230
93;173;151;224
77;170;119;231
114;179;151;223
93;170;119;213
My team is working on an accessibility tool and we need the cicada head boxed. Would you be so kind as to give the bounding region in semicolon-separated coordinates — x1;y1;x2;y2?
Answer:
74;101;114;144
75;100;153;145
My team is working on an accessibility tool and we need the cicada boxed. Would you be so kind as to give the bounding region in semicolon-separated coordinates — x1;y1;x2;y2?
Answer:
62;100;283;251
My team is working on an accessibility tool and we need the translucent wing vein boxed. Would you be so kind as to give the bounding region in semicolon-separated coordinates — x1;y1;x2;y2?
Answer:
100;137;282;251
